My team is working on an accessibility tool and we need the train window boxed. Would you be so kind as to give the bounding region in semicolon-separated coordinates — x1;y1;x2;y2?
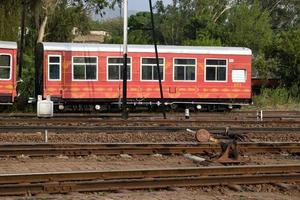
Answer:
48;55;61;80
174;58;196;81
141;58;164;81
107;57;131;81
73;56;97;80
205;59;227;81
0;54;11;80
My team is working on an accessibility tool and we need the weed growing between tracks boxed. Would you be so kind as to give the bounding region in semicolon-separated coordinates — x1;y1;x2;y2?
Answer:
247;88;300;111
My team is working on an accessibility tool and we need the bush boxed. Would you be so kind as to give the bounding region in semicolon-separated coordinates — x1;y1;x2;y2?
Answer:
251;87;300;110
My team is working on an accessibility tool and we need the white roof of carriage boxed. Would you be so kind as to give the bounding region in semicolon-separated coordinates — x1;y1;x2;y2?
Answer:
41;42;252;55
0;41;17;49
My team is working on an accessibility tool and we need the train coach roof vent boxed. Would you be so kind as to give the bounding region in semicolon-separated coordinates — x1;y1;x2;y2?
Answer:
41;42;252;56
0;41;17;49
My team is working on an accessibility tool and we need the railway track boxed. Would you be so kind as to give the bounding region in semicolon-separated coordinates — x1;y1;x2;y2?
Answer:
0;111;299;132
1;125;300;134
0;164;299;195
1;114;300;120
1;110;300;118
0;118;299;125
0;142;299;157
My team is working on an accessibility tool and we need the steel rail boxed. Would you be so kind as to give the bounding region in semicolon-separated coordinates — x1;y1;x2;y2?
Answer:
0;110;300;118
0;125;300;133
0;118;299;125
0;168;299;195
0;142;299;157
0;164;299;184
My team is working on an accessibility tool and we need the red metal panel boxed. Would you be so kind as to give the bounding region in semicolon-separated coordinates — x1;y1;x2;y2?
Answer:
0;48;17;102
43;50;252;101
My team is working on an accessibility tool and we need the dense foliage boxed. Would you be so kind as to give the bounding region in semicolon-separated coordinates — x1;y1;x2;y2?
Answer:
0;1;21;41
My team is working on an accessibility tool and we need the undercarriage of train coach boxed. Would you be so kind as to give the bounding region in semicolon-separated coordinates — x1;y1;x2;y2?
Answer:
51;101;245;113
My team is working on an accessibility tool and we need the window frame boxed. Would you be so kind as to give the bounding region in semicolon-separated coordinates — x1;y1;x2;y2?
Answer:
0;53;12;81
140;57;165;82
204;58;228;82
72;56;98;81
106;56;132;81
48;55;61;81
172;57;197;82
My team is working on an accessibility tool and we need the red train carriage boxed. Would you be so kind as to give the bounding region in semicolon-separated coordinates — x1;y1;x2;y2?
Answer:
35;42;252;111
0;41;17;105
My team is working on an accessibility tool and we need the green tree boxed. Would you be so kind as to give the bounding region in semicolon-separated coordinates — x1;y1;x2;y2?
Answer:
258;0;300;31
272;27;300;96
155;0;230;45
45;0;91;42
156;0;194;44
28;0;118;43
186;0;230;46
185;0;227;41
223;1;273;78
98;11;163;44
128;12;153;44
91;17;123;43
0;0;21;41
224;1;272;55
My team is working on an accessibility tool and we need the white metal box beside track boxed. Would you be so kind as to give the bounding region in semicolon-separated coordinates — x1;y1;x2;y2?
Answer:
37;95;53;117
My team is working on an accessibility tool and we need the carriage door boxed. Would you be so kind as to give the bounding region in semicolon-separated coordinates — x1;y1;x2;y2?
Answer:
46;55;62;98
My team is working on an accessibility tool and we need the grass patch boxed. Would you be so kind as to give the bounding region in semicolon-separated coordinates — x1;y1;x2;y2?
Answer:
247;87;300;111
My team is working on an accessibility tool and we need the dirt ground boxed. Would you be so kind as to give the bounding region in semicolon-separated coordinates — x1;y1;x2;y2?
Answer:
1;185;300;200
248;153;300;165
0;131;300;143
0;153;299;174
0;155;199;174
0;154;299;199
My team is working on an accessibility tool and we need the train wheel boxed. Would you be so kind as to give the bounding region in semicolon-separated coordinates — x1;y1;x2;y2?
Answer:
170;104;178;110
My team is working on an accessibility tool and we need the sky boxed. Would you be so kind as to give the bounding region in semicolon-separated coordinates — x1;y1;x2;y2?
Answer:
128;0;173;11
94;0;173;20
95;0;172;21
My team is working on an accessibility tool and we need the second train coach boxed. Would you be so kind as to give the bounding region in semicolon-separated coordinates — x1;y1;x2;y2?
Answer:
35;42;252;111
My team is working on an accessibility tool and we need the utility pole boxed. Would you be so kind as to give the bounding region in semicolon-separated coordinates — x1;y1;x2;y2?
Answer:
18;0;26;80
122;0;128;119
149;0;167;119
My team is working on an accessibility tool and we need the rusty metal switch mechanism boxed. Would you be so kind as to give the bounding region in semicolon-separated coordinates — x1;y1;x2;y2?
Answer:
192;128;245;164
217;140;240;164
